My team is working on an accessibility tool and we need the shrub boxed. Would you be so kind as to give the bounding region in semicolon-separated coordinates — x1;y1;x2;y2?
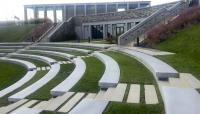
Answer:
145;6;200;47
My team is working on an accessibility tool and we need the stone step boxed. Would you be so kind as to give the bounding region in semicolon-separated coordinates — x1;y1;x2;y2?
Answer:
0;99;28;114
95;90;106;100
85;93;97;99
108;83;127;102
58;93;85;113
45;92;74;111
127;84;140;103
20;100;38;108
33;101;48;109
145;85;159;104
180;73;200;88
10;107;42;114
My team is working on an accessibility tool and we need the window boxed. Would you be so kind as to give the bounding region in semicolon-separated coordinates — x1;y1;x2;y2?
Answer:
97;5;106;14
76;5;85;16
86;5;95;15
129;4;138;9
107;4;117;12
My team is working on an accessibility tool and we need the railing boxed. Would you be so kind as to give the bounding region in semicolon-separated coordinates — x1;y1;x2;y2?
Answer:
118;1;188;46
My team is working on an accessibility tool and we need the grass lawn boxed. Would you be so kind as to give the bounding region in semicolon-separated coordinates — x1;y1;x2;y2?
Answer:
155;24;200;80
11;57;49;67
0;24;37;42
103;51;155;84
0;71;48;107
103;51;164;114
27;64;75;100
71;57;105;93
0;61;26;91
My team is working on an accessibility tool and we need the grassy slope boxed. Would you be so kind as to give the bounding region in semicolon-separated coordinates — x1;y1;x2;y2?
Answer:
0;24;37;42
103;51;164;114
155;24;200;80
0;61;26;90
28;64;75;100
71;57;105;93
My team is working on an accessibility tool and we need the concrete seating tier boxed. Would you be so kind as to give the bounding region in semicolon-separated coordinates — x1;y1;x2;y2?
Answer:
29;45;92;54
0;49;16;53
38;42;111;49
0;99;28;114
93;52;120;89
116;48;179;80
20;49;75;59
10;107;42;114
51;58;86;96
8;53;57;65
0;42;32;46
0;46;24;49
8;56;60;102
68;98;109;114
0;58;37;97
162;87;200;114
0;53;6;56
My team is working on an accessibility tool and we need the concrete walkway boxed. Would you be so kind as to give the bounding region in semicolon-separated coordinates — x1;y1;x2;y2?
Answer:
127;84;140;103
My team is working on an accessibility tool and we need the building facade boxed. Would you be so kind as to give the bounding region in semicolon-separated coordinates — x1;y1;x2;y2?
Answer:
24;1;150;23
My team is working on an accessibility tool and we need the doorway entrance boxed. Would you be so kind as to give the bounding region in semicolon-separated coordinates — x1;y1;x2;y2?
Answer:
91;25;103;39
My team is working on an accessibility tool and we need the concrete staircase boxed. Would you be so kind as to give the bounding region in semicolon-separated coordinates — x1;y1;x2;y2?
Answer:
118;1;189;46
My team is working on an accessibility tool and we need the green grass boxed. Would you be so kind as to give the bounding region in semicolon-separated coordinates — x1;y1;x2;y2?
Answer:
0;61;26;91
0;70;47;107
11;57;49;67
104;102;164;114
155;24;200;80
0;24;37;42
103;51;155;84
103;51;164;114
71;57;105;93
27;64;75;100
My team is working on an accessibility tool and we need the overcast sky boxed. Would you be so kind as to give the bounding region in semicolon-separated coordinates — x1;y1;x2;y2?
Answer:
0;0;178;21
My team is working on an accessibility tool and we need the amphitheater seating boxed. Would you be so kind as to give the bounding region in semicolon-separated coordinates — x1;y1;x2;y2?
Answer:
8;53;57;65
51;58;86;96
93;52;120;89
0;49;16;53
0;42;32;46
0;58;37;97
19;49;75;59
8;55;60;102
117;48;179;80
29;45;92;54
0;46;24;49
68;98;109;114
38;42;111;49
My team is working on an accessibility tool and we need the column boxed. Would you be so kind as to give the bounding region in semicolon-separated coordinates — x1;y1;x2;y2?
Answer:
44;6;47;19
74;5;76;16
62;5;66;21
127;3;129;10
116;3;118;12
95;4;97;15
53;7;57;23
138;2;140;8
105;3;108;13
24;7;28;21
34;6;38;19
84;4;87;16
125;23;128;32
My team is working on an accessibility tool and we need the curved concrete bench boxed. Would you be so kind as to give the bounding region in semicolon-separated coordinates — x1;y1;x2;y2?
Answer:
0;42;32;46
117;48;179;80
68;98;109;114
7;53;57;65
0;58;37;97
10;107;42;114
29;45;92;54
8;55;60;102
38;42;111;49
93;52;120;89
51;58;86;96
19;49;75;59
0;53;6;56
0;49;16;53
0;46;24;49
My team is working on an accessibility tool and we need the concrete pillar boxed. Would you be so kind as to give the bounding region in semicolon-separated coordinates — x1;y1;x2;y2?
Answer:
44;6;47;19
74;5;76;16
125;23;127;32
84;4;87;16
103;24;106;39
105;3;108;13
53;7;57;23
127;3;129;10
34;6;38;19
95;4;97;15
138;2;140;8
116;3;118;11
24;7;28;21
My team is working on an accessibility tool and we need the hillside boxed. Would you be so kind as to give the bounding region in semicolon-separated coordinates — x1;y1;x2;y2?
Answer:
155;24;200;80
0;24;37;42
